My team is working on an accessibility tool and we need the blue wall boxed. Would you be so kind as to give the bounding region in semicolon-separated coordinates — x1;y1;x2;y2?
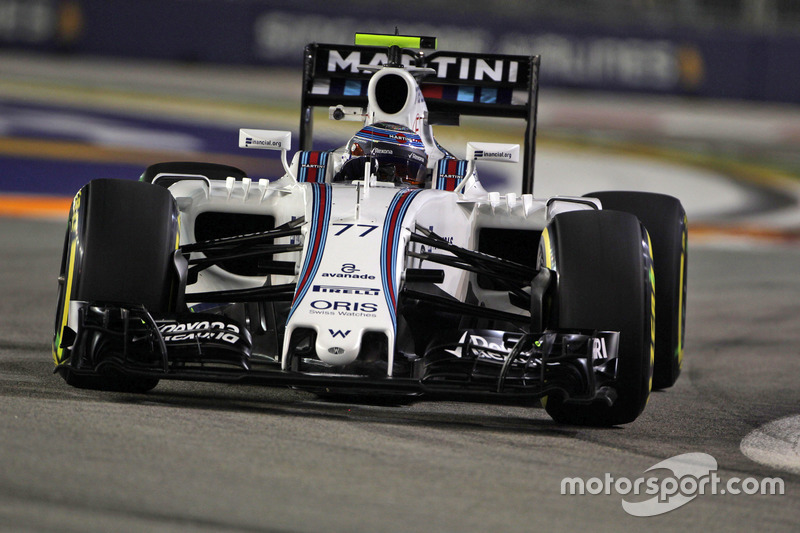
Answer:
5;0;800;103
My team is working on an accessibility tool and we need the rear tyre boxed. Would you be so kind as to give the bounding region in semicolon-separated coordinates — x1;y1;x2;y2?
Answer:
586;191;687;389
53;179;180;392
540;210;655;426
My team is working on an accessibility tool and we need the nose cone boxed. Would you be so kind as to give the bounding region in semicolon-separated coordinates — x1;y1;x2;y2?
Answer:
315;328;361;366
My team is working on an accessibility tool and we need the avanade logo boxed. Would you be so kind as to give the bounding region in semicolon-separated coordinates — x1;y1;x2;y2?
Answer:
561;453;784;517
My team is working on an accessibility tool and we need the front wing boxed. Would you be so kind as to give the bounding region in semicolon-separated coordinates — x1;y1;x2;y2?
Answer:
55;303;620;405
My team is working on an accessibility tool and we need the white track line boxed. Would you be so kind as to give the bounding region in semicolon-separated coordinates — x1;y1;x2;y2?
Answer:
741;415;800;475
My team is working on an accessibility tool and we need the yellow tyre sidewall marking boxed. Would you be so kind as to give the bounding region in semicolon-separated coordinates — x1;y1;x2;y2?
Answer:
540;227;553;408
647;231;656;397
677;215;687;369
53;191;81;364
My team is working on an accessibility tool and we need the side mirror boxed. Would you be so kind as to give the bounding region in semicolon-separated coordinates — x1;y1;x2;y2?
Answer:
239;129;295;179
455;142;520;193
466;142;520;163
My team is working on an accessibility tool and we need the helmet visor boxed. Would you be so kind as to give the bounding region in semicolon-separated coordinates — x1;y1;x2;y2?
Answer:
372;152;428;185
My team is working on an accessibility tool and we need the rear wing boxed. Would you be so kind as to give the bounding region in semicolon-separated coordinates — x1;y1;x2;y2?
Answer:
299;41;541;194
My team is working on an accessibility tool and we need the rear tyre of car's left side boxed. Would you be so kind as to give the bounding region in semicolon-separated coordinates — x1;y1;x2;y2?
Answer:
585;191;687;390
53;178;180;392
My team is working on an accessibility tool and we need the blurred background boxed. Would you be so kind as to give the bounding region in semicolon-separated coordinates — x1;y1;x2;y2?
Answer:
5;0;800;100
2;0;800;238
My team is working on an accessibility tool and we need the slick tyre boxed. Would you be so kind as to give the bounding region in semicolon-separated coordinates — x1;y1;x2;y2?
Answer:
540;210;655;426
586;191;687;389
53;179;180;392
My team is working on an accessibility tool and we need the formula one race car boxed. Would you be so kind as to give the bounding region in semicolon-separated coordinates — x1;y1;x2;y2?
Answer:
53;33;687;426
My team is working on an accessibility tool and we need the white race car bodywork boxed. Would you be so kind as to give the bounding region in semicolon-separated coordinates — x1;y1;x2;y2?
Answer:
168;163;596;375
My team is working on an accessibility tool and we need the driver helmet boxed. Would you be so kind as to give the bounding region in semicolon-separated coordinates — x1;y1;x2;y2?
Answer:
335;122;429;187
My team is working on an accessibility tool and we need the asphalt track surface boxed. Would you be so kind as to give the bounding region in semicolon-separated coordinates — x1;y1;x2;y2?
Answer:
2;220;800;532
2;54;800;531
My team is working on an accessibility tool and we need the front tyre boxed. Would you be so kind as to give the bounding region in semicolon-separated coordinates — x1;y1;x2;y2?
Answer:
53;179;180;392
540;210;655;426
